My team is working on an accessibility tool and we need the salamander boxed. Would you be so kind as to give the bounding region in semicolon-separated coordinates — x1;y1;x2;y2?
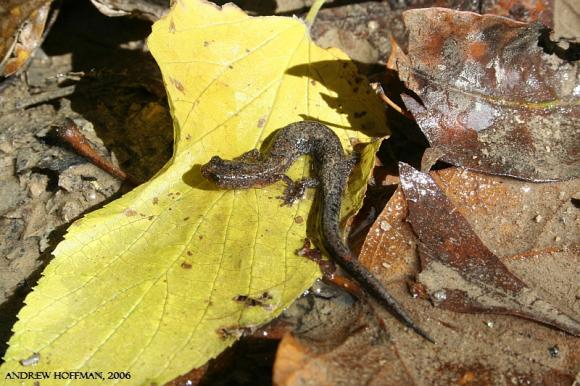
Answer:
201;120;433;342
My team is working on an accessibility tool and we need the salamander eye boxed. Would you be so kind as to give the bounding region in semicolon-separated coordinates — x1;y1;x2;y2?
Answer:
200;160;218;179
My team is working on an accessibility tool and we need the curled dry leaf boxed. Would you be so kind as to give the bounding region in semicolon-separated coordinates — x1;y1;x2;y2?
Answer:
89;0;168;21
388;8;580;181
0;0;53;77
399;163;580;336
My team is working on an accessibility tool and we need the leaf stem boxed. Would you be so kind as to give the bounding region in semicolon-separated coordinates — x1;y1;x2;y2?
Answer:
305;0;326;27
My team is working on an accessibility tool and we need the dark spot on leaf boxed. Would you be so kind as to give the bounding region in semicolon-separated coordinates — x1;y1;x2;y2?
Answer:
233;292;273;308
257;116;266;128
183;217;190;221
216;325;249;340
186;134;192;141
124;208;137;217
181;262;192;269
169;77;185;93
294;216;304;224
296;239;334;275
203;41;210;47
152;197;159;205
228;65;234;69
186;251;193;256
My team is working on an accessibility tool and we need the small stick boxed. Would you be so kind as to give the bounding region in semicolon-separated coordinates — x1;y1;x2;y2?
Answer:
56;119;140;186
370;82;415;120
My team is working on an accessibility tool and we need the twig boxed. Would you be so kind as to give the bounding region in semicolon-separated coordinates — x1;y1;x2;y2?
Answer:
370;82;415;120
56;118;140;186
12;85;76;110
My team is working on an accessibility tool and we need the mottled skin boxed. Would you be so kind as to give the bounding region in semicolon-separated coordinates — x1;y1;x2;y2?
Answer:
201;121;433;342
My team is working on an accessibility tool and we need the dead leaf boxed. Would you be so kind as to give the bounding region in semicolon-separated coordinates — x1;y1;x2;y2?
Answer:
399;162;580;336
273;276;580;386
89;0;168;21
0;0;53;77
283;167;580;385
388;8;580;181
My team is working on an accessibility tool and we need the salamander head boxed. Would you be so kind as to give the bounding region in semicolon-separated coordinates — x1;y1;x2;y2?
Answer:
201;156;231;187
200;156;258;189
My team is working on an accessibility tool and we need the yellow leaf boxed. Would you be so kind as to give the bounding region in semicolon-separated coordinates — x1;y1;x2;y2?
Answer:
0;0;387;384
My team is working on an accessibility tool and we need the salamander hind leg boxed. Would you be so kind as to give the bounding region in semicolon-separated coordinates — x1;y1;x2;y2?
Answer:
279;176;319;206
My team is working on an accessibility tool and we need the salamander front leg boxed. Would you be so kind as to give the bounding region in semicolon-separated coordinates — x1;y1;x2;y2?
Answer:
279;176;319;206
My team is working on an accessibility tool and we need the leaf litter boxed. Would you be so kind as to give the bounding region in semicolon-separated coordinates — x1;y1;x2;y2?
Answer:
388;8;579;181
273;166;578;386
400;163;579;335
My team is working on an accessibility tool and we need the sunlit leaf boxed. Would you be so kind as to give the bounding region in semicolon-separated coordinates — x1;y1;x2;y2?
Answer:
0;0;387;384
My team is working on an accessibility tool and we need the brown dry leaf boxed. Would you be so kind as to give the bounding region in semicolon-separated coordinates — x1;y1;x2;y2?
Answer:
388;8;580;181
89;0;167;21
0;0;52;77
483;0;551;25
274;167;579;385
273;274;579;386
399;163;580;335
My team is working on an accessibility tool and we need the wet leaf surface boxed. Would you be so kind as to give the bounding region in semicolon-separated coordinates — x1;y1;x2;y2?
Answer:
388;8;580;181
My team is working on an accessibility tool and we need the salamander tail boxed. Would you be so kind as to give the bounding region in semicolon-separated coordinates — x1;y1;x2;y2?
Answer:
339;258;435;343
